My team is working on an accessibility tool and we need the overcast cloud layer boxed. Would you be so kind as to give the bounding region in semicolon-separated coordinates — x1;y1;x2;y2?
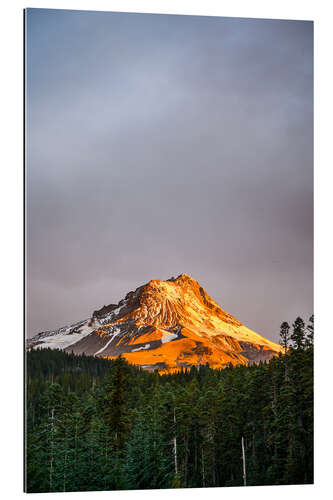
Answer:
26;9;313;342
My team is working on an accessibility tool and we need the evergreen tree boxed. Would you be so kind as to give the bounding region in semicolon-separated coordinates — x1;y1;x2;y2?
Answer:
290;317;306;350
279;321;290;380
25;314;314;492
279;321;290;352
306;314;314;347
105;356;129;452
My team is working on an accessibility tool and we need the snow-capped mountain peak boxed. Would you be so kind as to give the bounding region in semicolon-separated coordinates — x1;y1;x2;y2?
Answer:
27;274;282;372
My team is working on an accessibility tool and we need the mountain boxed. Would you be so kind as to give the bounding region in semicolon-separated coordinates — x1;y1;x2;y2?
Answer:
26;274;282;372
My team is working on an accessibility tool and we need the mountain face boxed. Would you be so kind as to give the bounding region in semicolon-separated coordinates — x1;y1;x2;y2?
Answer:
26;274;282;372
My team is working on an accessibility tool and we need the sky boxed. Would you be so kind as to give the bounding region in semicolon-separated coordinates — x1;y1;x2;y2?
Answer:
26;9;313;342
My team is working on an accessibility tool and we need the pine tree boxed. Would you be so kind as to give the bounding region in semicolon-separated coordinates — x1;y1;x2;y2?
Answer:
306;315;314;347
290;317;306;350
105;356;129;452
279;321;290;379
26;319;314;492
279;322;290;353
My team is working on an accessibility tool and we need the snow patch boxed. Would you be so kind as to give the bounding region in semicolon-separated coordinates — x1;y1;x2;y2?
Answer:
100;302;127;324
34;328;92;350
94;327;121;355
131;344;150;352
161;332;178;344
30;317;103;351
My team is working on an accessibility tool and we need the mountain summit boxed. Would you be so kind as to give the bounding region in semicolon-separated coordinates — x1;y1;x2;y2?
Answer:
27;274;282;372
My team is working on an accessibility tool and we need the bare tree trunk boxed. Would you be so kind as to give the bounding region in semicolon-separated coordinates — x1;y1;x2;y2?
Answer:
241;436;247;486
173;408;178;475
49;408;55;491
74;421;78;475
201;448;205;487
184;433;189;486
63;450;67;492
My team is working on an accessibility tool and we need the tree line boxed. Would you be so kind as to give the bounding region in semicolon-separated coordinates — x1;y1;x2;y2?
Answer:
25;315;313;492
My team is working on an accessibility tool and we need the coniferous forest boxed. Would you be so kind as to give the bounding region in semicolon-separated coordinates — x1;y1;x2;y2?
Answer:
25;316;313;492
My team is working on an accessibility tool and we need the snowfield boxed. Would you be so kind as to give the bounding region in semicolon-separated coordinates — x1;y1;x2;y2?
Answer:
132;344;151;352
161;332;178;344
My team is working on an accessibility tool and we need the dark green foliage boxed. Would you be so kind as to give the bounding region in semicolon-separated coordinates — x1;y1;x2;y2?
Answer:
280;321;290;351
26;315;313;492
291;317;306;350
306;315;314;347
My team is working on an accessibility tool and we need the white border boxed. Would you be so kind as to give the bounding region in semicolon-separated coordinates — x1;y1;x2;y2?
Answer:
1;1;332;499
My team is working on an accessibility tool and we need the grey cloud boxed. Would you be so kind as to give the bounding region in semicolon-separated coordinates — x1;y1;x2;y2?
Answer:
26;9;313;341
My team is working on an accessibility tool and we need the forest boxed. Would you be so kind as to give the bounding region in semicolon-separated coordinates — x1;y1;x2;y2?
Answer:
25;316;313;492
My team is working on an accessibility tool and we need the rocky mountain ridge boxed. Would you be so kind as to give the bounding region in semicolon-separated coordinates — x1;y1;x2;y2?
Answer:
27;274;282;372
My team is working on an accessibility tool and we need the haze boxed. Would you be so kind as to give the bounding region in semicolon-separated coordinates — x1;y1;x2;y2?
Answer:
26;9;313;342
